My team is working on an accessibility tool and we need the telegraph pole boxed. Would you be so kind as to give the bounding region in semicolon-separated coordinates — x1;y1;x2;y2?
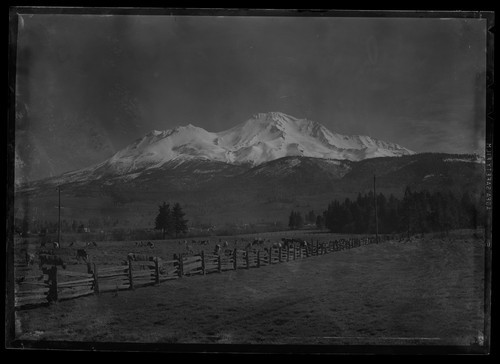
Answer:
374;175;379;243
57;185;61;245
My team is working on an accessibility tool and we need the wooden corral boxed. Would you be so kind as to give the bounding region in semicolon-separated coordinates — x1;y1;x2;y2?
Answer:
14;235;390;310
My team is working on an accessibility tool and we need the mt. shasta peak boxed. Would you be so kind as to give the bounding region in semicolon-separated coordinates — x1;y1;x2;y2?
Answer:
98;112;414;175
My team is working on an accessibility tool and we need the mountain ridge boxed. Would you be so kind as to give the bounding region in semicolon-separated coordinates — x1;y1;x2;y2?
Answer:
24;111;415;185
14;152;485;229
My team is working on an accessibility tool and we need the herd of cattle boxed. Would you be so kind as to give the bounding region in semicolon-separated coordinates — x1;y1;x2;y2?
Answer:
19;240;99;269
16;235;388;272
211;237;308;257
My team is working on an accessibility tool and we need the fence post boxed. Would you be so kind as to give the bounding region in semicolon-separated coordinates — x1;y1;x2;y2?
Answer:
201;251;206;275
217;254;222;273
178;253;184;278
245;249;250;269
233;249;237;270
286;246;290;262
87;261;93;274
269;248;273;265
128;257;134;290
278;247;282;263
257;250;261;268
154;257;160;284
93;263;100;294
47;265;58;302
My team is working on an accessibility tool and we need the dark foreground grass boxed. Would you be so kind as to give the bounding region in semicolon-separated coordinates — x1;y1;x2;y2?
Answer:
15;230;486;347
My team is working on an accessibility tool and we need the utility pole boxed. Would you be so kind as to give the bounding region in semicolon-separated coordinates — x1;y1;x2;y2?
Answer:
57;185;61;245
374;175;379;243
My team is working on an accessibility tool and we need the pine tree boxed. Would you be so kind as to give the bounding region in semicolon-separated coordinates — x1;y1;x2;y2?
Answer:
316;215;324;229
172;202;188;237
295;212;304;229
402;186;413;237
307;210;316;224
155;202;173;239
288;210;295;229
288;210;305;229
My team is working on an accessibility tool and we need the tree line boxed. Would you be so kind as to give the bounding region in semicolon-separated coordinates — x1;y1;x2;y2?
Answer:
154;202;189;238
289;187;484;235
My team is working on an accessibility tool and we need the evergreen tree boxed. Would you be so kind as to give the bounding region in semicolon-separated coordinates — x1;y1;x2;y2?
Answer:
288;210;296;230
320;187;482;236
288;210;304;229
401;186;413;237
306;210;316;224
155;202;173;239
172;202;188;237
295;211;304;229
315;215;324;229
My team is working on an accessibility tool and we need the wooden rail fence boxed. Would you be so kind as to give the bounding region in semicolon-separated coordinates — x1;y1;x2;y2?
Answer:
14;235;391;309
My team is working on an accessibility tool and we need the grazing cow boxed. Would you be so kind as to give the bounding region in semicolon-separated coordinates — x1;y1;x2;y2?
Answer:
213;244;221;255
27;252;36;265
184;241;194;255
272;241;282;248
253;238;264;246
281;238;296;249
75;249;89;262
21;249;35;265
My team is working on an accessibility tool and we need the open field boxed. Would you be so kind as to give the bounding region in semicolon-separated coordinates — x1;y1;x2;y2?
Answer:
14;230;378;270
13;229;486;347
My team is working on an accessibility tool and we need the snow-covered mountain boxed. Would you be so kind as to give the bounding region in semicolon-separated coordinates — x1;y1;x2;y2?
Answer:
28;112;414;186
88;112;414;175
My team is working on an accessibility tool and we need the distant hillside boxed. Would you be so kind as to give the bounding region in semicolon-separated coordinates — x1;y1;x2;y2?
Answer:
14;152;485;231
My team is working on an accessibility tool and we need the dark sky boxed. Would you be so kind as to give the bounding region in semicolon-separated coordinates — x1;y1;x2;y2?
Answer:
15;14;487;181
